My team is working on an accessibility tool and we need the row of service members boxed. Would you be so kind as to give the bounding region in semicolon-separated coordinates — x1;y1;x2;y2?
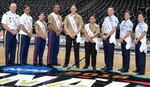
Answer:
1;3;148;75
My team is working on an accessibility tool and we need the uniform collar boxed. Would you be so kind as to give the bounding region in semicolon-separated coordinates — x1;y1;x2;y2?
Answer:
53;12;59;15
70;13;77;17
89;23;96;26
138;21;144;25
24;13;30;17
124;19;130;23
108;14;114;19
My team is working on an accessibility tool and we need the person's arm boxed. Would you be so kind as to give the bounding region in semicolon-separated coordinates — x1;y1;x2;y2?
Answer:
20;24;31;36
91;32;99;39
106;18;118;38
2;24;12;32
122;23;133;40
84;30;92;42
135;32;146;45
48;15;59;34
59;16;63;33
64;16;72;36
20;17;31;36
91;26;100;38
49;23;59;33
122;31;132;40
137;32;146;41
64;23;72;36
105;27;116;38
135;24;148;44
1;14;12;32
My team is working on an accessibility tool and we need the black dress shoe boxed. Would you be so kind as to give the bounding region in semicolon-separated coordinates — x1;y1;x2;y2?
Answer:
20;63;26;66
137;72;145;75
9;63;15;66
47;64;53;67
101;66;107;70
83;66;88;69
24;63;30;65
33;63;38;66
103;68;112;72
93;67;96;71
120;69;128;72
132;70;139;73
76;65;80;69
53;64;61;66
118;68;123;71
39;63;46;66
63;64;68;68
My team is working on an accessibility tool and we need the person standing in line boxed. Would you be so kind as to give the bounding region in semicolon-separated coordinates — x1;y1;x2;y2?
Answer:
118;11;133;72
18;5;33;65
63;4;84;68
1;3;20;65
47;3;63;66
33;11;47;66
83;15;100;71
133;13;148;75
101;7;119;72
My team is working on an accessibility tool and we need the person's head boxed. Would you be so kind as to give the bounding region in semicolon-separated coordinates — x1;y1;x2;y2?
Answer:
9;3;17;13
24;5;30;15
107;6;114;16
53;3;60;14
138;13;145;22
38;11;45;21
89;15;96;24
124;11;132;20
70;4;77;14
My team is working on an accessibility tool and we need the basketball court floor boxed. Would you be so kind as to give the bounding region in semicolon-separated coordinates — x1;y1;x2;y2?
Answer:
0;43;150;86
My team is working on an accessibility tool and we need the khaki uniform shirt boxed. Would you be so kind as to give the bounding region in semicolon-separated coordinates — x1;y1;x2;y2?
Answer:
34;21;47;37
48;13;63;31
84;23;100;43
64;13;84;35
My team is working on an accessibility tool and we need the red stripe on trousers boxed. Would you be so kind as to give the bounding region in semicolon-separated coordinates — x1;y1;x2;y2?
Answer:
33;37;37;64
48;31;52;64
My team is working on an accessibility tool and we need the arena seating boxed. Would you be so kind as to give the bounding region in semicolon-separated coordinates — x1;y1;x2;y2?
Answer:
0;0;150;39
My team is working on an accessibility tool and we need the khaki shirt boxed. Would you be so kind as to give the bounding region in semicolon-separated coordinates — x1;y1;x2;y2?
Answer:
84;23;100;42
64;13;84;35
34;21;47;37
48;13;63;31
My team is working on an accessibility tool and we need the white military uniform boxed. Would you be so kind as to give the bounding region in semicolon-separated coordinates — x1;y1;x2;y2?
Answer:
19;13;33;35
103;15;119;45
1;11;20;64
135;21;148;53
120;19;133;49
1;11;20;30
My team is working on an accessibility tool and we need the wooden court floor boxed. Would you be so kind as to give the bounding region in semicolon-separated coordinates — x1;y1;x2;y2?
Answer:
0;46;150;78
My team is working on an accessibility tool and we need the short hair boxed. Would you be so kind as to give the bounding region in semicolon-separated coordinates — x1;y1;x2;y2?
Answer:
108;6;115;10
125;11;132;16
38;11;44;16
70;4;76;8
24;5;30;9
53;3;60;8
90;15;95;18
138;13;146;18
10;3;17;7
